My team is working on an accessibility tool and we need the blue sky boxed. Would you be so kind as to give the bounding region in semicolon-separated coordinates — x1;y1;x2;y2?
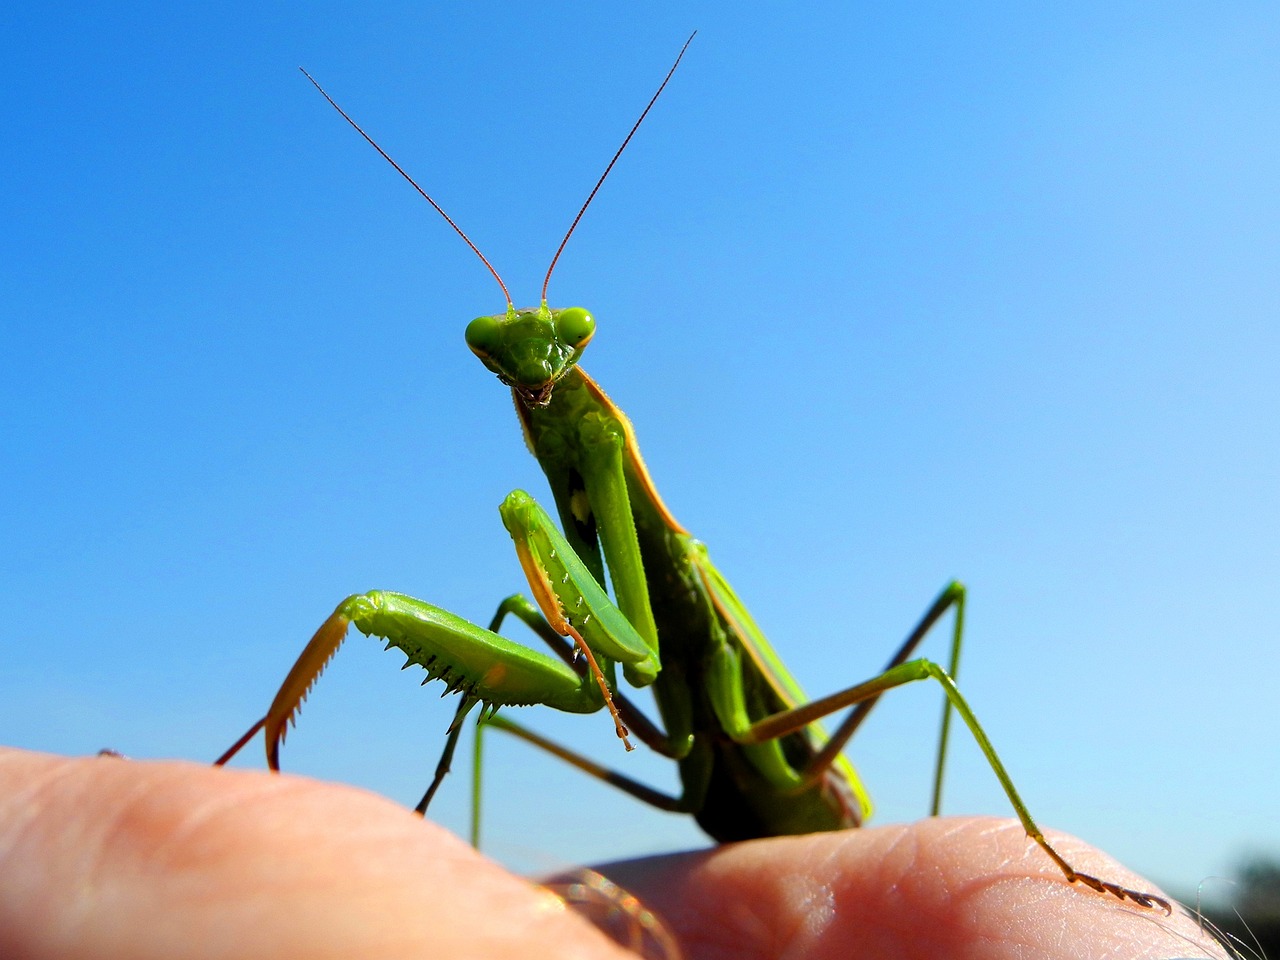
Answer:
3;1;1277;898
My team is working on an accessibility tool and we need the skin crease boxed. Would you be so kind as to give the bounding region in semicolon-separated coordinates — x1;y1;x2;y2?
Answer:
0;747;1229;960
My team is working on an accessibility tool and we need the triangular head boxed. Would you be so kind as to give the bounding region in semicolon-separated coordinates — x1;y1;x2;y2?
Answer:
465;304;595;408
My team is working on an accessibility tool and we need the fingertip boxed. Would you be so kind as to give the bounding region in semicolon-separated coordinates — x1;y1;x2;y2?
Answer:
0;748;636;960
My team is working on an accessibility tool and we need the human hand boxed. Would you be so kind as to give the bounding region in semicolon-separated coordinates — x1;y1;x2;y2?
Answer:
0;748;1227;960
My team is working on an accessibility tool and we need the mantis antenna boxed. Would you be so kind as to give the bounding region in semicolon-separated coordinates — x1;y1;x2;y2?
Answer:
540;30;695;303
299;66;514;308
299;30;695;309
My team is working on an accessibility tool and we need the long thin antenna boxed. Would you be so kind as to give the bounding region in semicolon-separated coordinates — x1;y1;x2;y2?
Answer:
540;31;696;304
299;67;513;307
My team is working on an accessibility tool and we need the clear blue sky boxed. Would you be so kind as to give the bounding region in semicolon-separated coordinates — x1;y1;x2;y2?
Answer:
3;1;1277;899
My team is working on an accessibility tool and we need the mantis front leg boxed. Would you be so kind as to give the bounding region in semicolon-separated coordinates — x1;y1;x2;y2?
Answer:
216;491;662;776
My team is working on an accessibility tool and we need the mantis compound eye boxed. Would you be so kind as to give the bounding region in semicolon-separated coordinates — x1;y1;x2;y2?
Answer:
465;314;503;358
554;307;595;350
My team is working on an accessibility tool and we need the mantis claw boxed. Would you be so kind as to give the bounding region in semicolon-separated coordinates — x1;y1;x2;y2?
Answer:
1070;871;1173;915
564;622;633;751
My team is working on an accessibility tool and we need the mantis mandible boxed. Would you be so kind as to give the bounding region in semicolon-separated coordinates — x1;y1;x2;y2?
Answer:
217;36;1170;914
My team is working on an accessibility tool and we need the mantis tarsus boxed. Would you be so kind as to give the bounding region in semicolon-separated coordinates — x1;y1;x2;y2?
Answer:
217;35;1171;915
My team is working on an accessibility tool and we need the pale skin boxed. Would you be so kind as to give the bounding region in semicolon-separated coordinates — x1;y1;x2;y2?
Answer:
0;747;1228;960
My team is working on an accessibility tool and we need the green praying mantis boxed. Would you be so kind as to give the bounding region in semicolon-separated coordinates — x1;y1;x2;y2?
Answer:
216;36;1170;914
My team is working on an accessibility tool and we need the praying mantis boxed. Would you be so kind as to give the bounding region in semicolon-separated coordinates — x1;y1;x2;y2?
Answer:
217;35;1169;914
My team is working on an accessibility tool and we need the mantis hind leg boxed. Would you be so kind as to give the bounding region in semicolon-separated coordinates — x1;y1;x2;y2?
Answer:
797;581;967;816
738;649;1171;913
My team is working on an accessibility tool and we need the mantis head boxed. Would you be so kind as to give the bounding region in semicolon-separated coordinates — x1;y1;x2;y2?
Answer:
465;304;595;407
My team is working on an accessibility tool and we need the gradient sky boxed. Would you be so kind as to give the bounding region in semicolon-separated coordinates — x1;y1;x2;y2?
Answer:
3;1;1277;900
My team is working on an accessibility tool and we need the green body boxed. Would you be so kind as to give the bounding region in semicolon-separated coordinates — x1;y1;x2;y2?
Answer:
517;357;867;839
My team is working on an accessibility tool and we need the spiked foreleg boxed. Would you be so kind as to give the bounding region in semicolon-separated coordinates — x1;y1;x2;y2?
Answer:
259;591;606;769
